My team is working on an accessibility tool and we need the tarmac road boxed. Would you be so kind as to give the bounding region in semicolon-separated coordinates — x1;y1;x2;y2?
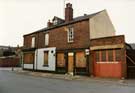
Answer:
0;70;135;93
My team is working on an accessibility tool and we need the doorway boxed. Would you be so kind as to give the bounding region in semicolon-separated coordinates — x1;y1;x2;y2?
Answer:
68;52;74;74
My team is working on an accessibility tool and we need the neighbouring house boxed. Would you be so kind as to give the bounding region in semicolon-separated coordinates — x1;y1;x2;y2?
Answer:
22;3;133;79
0;46;11;57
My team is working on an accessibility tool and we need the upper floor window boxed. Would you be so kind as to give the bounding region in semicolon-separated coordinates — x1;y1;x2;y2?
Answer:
45;33;49;46
67;27;74;43
31;37;35;48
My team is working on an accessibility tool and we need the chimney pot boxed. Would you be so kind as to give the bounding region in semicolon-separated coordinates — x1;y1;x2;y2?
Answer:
47;20;53;27
84;14;87;16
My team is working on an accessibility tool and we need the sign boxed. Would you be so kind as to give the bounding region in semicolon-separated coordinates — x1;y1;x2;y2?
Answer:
85;49;90;55
68;52;74;56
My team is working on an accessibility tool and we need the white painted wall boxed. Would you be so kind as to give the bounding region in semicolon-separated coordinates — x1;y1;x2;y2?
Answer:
34;47;56;71
23;64;33;69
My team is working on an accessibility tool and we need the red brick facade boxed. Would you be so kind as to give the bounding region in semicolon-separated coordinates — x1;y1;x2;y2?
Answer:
24;20;90;50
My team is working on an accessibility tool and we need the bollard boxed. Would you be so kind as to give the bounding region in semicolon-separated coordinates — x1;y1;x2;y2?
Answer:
12;67;14;71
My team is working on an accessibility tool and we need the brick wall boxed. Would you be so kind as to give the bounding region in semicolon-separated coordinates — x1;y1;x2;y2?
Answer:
90;35;125;47
0;57;19;67
90;35;127;78
23;35;32;48
24;20;90;50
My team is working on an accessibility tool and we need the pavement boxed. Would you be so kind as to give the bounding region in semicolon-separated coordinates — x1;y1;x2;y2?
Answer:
0;67;22;71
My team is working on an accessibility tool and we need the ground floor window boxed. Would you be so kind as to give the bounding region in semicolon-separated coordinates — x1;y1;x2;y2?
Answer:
115;49;121;61
95;49;121;63
23;52;34;64
101;50;106;61
44;51;49;66
95;51;100;62
108;50;114;61
75;51;86;67
57;53;65;67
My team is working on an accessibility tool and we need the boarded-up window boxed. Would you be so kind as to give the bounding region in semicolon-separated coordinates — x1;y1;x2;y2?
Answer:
24;53;34;64
44;51;49;66
108;50;113;61
115;49;121;61
95;51;100;62
57;53;65;67
101;50;106;61
76;52;86;67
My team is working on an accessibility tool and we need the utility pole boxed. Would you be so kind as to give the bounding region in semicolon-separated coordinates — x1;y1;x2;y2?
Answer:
63;0;66;18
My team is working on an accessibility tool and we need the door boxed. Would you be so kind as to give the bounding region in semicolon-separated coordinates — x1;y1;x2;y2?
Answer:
68;52;74;74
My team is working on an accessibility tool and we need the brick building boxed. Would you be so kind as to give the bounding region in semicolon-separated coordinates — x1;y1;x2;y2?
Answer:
22;3;128;78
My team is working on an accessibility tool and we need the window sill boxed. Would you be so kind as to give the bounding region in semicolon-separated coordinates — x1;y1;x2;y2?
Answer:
23;63;33;64
31;46;36;48
43;64;49;67
96;62;119;64
45;45;49;47
68;41;74;44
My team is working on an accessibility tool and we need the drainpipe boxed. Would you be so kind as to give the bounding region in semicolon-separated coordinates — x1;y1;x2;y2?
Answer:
21;52;23;68
35;32;39;71
35;49;38;71
34;33;39;70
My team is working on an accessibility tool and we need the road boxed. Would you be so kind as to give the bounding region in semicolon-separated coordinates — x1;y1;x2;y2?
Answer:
0;70;135;93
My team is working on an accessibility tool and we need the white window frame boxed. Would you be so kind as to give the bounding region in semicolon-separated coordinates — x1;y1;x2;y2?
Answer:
31;37;35;48
45;33;49;46
67;27;74;43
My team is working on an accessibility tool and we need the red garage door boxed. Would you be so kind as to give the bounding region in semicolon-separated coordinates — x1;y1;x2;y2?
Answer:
93;49;123;78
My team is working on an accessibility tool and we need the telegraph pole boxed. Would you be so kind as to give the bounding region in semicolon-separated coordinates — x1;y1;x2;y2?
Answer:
63;0;66;18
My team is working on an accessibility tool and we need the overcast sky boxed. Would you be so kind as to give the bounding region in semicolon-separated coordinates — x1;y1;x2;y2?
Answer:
0;0;135;47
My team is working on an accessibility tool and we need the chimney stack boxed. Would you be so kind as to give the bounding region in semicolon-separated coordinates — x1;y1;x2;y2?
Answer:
47;20;53;27
65;3;73;22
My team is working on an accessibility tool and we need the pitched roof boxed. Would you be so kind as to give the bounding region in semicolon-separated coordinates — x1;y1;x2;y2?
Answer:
52;16;64;21
130;43;135;49
24;10;104;36
126;43;135;50
0;46;12;49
